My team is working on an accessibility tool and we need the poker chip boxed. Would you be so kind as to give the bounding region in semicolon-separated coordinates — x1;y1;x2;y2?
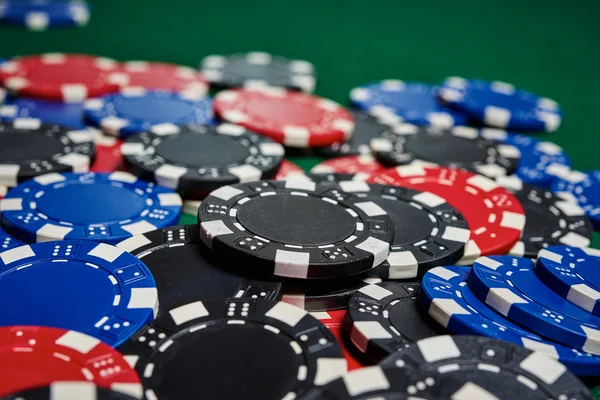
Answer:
369;166;525;264
282;274;381;311
438;77;562;132
200;52;316;92
481;128;571;187
350;80;468;127
0;325;142;398
496;176;592;258
214;87;355;148
421;265;600;376
0;224;23;251
121;123;284;192
552;170;600;230
536;246;600;317
198;180;394;279
84;89;214;138
89;128;123;172
333;181;470;280
380;335;592;399
182;199;202;216
0;119;95;187
0;54;120;102
310;310;364;371
274;159;305;180
370;124;520;178
0;382;139;400
314;110;396;157
344;281;447;362
0;172;182;244
469;255;600;354
119;298;347;399
117;224;284;317
310;154;386;178
0;97;86;129
107;61;209;96
0;240;157;346
0;0;90;31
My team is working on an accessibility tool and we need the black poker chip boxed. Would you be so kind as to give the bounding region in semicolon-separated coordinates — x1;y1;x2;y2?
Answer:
0;383;138;400
496;176;593;258
0;118;96;187
116;224;284;317
369;124;520;178
344;281;447;362
200;52;317;92
380;335;593;399
198;180;395;279
119;298;347;400
121;123;285;192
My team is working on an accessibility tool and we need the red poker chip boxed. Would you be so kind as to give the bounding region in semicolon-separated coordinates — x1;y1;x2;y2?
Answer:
310;155;386;176
108;61;209;96
90;129;123;172
369;165;525;264
312;310;365;371
0;54;121;102
214;87;355;148
0;326;142;397
274;159;305;180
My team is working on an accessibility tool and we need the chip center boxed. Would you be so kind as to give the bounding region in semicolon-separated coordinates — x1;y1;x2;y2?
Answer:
377;197;435;248
404;134;491;165
155;134;250;167
247;98;323;125
115;96;195;123
0;132;66;162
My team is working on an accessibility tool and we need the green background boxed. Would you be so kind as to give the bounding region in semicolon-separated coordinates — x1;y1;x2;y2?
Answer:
3;0;600;394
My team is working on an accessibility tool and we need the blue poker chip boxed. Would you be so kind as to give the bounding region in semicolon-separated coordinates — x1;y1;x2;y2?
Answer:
480;129;571;187
0;224;23;251
0;240;157;347
349;80;468;127
83;89;214;138
0;0;90;31
438;77;562;132
552;170;600;230
469;255;600;355
537;246;600;317
0;96;86;129
421;265;600;376
0;172;182;244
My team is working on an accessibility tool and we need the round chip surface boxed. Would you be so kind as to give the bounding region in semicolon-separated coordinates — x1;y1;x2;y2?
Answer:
0;0;90;30
551;170;600;230
0;98;86;129
1;382;139;400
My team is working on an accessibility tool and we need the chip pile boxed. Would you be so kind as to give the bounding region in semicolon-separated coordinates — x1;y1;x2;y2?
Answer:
0;42;598;400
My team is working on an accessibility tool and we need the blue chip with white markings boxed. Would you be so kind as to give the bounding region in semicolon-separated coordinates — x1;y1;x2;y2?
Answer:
0;0;90;31
438;77;562;132
552;170;600;230
84;89;214;138
0;240;157;347
1;96;86;129
469;255;600;355
349;80;468;128
536;246;600;317
0;172;182;245
0;224;23;252
421;265;600;376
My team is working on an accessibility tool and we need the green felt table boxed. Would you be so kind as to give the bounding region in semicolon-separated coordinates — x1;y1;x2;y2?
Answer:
3;0;600;394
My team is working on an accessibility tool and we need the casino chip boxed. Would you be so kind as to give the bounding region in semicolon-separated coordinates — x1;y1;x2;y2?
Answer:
0;224;23;252
0;326;142;398
481;128;571;187
552;170;600;230
344;281;447;362
0;119;95;187
496;176;592;258
537;246;600;317
0;240;157;347
369;166;525;264
311;310;364;371
470;255;600;354
349;80;468;127
0;0;90;31
200;52;316;92
121;123;284;192
334;180;470;280
275;159;305;180
310;155;386;178
0;97;86;129
107;61;209;96
119;298;347;400
117;224;283;316
370;124;520;178
198;180;394;279
314;110;396;157
1;382;138;400
438;77;562;132
283;274;381;311
214;87;355;148
183;199;201;216
1;172;182;244
380;335;592;399
84;89;214;138
421;266;600;376
89;129;123;172
0;54;120;102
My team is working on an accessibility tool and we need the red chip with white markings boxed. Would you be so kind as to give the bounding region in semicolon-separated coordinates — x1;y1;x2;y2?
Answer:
275;159;304;179
90;129;123;172
310;155;386;175
214;87;355;148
